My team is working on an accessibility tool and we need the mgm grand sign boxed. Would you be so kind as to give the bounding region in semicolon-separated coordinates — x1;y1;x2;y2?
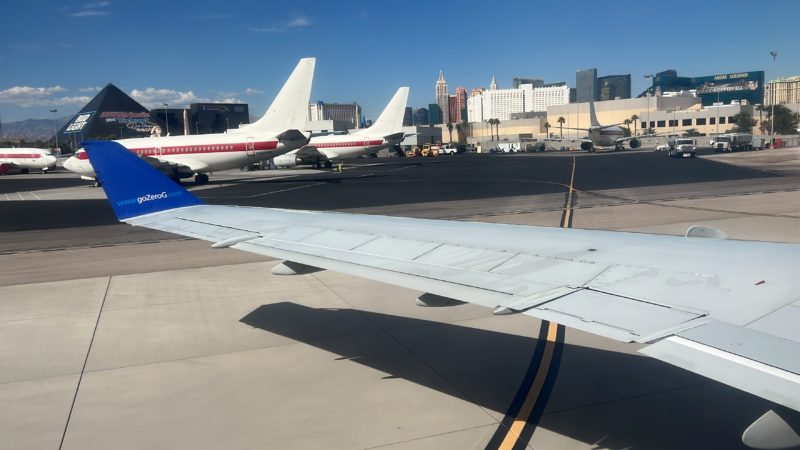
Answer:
694;71;764;105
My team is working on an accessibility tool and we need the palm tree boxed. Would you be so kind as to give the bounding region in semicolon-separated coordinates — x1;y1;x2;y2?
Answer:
623;118;632;136
556;116;565;138
446;122;453;144
544;121;551;138
488;118;500;140
630;114;639;135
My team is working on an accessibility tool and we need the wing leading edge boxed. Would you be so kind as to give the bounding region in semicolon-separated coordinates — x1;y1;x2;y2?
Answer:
84;140;800;416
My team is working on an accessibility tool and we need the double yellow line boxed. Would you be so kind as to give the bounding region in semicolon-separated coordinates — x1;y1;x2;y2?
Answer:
495;156;575;450
497;321;560;449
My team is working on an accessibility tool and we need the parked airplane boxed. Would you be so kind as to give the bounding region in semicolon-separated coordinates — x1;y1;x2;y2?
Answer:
273;87;409;168
62;58;316;185
0;148;57;174
84;139;800;450
553;100;643;152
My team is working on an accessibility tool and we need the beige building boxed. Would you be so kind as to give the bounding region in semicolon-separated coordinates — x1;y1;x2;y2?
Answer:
765;76;800;105
546;96;700;137
464;94;772;144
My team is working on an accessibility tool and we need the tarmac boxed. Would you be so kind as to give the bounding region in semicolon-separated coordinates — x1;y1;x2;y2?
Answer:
1;147;799;449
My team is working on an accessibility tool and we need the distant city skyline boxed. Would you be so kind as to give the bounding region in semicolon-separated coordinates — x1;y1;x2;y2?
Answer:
1;0;798;122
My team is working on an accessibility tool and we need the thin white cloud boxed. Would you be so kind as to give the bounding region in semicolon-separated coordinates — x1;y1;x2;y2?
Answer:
78;86;102;93
287;16;312;28
129;87;242;108
185;13;234;20
0;86;67;107
54;96;93;106
130;88;199;108
243;88;264;95
68;1;111;17
248;15;312;33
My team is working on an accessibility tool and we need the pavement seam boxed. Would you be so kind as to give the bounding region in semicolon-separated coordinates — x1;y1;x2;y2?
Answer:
359;423;499;449
58;275;112;450
539;380;712;417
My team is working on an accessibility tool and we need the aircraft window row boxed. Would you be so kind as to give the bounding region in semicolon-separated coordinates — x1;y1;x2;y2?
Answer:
138;145;237;155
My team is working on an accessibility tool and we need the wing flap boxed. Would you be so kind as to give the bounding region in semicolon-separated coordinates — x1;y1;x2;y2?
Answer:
641;323;800;411
522;288;707;343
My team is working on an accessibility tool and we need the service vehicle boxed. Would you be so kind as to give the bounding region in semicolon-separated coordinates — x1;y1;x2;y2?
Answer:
667;138;696;158
711;133;753;152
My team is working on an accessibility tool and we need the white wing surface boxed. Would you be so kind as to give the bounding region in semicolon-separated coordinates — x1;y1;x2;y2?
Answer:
84;139;800;419
126;204;800;412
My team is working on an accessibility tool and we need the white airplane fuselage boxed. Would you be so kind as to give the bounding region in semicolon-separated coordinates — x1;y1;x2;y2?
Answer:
588;125;626;147
0;148;57;174
308;133;394;159
62;132;294;179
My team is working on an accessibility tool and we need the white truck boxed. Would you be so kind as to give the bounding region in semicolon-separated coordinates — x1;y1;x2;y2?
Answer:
667;138;696;158
711;133;753;152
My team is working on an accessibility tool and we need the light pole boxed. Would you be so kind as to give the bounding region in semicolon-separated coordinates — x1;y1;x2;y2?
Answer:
644;74;654;134
163;103;169;136
769;51;777;148
714;91;719;139
49;108;59;152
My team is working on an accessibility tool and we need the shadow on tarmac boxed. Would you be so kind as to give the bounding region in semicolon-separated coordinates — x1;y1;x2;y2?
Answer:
241;302;777;450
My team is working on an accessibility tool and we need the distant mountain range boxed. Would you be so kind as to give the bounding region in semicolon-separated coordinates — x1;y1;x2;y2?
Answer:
2;114;258;142
1;116;71;141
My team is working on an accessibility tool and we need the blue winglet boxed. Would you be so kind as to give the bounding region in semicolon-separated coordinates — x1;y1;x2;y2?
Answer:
83;140;203;220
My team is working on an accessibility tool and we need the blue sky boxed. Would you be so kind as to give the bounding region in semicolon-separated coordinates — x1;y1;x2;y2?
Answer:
1;0;798;122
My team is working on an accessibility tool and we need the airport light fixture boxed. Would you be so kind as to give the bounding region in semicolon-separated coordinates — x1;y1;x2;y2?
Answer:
163;103;169;136
49;108;59;152
769;51;777;147
643;74;654;134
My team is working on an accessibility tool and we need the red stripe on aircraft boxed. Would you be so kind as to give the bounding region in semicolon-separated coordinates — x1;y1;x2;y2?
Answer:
130;140;278;156
0;154;44;159
76;141;279;159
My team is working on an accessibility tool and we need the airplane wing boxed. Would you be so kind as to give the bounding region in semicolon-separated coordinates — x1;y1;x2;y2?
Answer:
83;141;800;438
141;155;210;175
384;132;406;143
293;145;327;160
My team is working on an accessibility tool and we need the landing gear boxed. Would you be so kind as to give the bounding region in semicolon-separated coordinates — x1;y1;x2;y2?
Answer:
323;160;333;169
20;168;29;174
194;173;209;185
614;144;623;152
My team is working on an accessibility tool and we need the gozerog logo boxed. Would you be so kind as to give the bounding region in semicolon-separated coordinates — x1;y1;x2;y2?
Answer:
137;191;168;204
116;190;184;207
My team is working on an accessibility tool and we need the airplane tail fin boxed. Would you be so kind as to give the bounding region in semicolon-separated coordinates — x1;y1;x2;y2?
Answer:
588;99;601;128
245;58;316;134
83;140;203;221
353;87;409;136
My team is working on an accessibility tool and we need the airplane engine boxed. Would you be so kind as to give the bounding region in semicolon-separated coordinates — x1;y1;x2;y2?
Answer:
580;141;593;151
273;154;299;168
629;138;641;149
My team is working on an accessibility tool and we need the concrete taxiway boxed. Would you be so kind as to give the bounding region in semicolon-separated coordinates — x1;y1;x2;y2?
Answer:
1;148;799;449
